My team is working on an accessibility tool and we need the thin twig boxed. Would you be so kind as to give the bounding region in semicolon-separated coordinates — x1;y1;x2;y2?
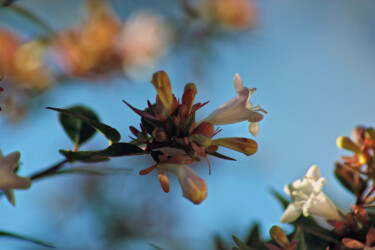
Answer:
30;159;69;180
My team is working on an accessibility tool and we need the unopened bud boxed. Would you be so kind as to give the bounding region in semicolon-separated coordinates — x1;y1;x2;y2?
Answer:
152;128;168;142
336;136;361;153
269;226;289;249
181;83;197;114
129;126;140;137
137;133;148;143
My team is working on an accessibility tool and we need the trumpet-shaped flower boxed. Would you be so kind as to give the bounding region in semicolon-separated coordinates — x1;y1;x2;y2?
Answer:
0;151;31;206
280;165;342;223
201;73;266;136
140;161;207;204
157;163;207;204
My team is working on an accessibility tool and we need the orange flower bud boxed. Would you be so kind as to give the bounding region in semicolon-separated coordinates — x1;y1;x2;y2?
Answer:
151;71;173;117
181;83;197;115
212;137;257;156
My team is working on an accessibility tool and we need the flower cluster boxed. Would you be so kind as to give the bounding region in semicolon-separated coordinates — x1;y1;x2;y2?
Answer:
53;2;171;77
257;126;375;250
125;71;266;204
0;29;53;89
0;0;258;121
280;165;342;223
335;126;375;205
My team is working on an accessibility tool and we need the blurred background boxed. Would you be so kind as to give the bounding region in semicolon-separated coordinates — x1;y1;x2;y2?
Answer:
1;0;375;249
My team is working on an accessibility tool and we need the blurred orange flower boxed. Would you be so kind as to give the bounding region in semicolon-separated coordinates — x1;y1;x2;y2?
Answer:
203;0;257;30
0;29;52;89
53;1;122;77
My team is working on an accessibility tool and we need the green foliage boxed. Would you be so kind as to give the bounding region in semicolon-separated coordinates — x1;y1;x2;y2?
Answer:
48;106;121;144
291;227;306;250
101;142;147;156
270;188;289;209
232;235;255;250
245;224;267;249
0;230;55;248
214;235;227;250
57;105;99;147
60;142;148;162
207;152;236;161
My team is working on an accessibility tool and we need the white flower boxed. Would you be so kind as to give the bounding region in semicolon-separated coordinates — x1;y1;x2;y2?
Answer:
0;151;31;206
200;73;265;136
280;165;342;223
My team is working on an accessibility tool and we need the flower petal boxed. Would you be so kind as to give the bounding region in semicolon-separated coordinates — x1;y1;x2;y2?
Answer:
342;238;366;249
0;152;32;190
158;169;170;193
4;189;15;206
280;203;302;223
249;122;259;137
200;73;264;129
305;165;321;181
233;73;243;92
158;163;207;204
308;193;342;222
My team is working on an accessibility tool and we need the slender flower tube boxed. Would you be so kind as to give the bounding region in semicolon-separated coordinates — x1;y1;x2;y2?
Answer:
157;163;207;204
200;73;265;136
280;165;342;223
0;151;31;205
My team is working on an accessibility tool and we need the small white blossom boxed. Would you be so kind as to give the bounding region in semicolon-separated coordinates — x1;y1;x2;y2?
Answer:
280;165;342;223
0;151;31;206
200;73;265;136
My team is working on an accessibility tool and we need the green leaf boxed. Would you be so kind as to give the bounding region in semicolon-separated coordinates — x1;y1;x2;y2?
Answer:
60;150;109;162
292;227;305;250
101;143;148;157
0;230;55;248
58;106;99;147
207;152;236;161
292;216;340;245
269;188;289;209
214;235;227;250
60;143;148;162
47;106;121;143
246;224;265;249
232;235;254;250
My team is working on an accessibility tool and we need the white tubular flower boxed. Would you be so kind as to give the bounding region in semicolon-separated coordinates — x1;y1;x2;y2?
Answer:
200;73;265;136
0;151;31;206
157;163;207;204
280;165;342;223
